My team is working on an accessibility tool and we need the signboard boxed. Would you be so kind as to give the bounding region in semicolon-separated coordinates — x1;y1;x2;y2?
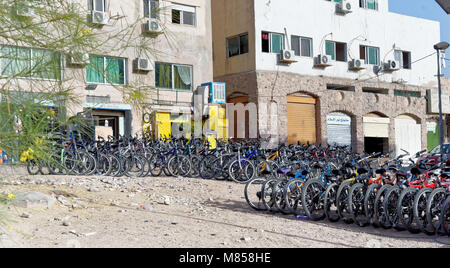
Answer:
427;89;450;114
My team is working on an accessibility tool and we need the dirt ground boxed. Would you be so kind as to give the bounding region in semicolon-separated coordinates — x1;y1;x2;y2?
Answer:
0;174;449;248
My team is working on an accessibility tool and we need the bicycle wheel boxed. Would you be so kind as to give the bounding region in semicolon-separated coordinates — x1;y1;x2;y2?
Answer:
27;160;41;176
125;156;145;178
383;186;403;230
439;196;450;235
426;188;448;234
284;179;304;215
262;179;278;212
336;180;354;224
189;155;201;178
168;155;191;177
149;153;164;177
301;179;326;221
396;187;418;232
229;159;255;184
109;155;122;177
244;177;267;211
199;154;216;180
348;183;370;227
373;184;393;228
273;180;291;215
364;183;381;225
413;187;434;235
324;183;340;222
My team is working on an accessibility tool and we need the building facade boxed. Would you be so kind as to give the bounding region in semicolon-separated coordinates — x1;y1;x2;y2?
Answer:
0;0;213;139
212;0;449;154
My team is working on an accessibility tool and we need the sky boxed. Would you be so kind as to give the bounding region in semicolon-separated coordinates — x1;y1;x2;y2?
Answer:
389;0;450;76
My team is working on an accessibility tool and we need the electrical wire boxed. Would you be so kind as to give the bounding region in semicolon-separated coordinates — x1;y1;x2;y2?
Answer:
325;51;437;92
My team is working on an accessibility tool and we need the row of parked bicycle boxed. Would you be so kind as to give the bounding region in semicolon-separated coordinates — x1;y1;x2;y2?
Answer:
244;147;450;236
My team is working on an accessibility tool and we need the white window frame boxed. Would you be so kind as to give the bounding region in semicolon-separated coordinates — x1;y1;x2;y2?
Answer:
394;50;411;70
171;3;196;26
144;0;159;19
291;35;313;57
89;0;107;12
361;45;380;65
262;32;285;54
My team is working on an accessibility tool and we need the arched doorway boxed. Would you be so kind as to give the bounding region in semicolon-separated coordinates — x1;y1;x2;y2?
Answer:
327;112;352;148
363;112;390;154
395;114;421;156
287;94;317;145
229;96;249;140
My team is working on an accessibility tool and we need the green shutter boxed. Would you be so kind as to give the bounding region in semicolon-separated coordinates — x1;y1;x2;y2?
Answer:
325;41;335;60
271;33;283;54
105;57;125;85
155;62;172;89
0;46;31;77
31;49;61;80
367;0;376;10
368;47;378;65
86;55;105;83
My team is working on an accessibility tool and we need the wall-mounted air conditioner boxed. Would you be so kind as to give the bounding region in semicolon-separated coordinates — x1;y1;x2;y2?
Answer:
68;52;90;66
315;54;332;67
384;60;400;71
349;59;365;70
91;10;109;25
144;19;163;33
279;50;297;64
337;0;353;14
133;58;153;72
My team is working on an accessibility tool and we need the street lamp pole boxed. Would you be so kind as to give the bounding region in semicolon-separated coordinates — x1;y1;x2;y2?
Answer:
434;41;450;168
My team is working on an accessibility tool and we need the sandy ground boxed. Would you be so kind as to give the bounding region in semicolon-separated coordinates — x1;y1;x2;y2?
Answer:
0;174;449;248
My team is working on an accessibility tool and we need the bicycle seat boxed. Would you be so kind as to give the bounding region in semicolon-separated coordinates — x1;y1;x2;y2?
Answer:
332;169;340;176
277;168;291;175
375;168;386;175
357;168;369;175
261;169;272;175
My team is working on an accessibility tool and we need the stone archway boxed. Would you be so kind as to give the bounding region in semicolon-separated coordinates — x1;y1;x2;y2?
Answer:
363;112;390;154
394;114;422;156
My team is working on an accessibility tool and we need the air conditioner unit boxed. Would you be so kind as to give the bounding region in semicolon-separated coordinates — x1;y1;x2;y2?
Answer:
91;10;109;25
315;54;332;67
201;82;227;104
133;58;153;72
384;60;400;71
69;53;90;65
337;0;353;14
144;19;163;33
349;59;365;70
280;50;297;63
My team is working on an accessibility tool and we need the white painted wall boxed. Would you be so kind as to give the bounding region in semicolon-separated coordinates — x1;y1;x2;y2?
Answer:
253;0;441;87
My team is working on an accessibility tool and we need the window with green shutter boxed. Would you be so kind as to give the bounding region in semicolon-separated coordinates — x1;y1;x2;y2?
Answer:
325;41;335;60
0;45;61;80
86;55;126;85
360;45;379;65
155;62;192;91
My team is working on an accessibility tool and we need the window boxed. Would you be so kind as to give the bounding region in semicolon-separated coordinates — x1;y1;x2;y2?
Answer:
262;32;284;54
360;0;378;10
155;62;192;90
227;33;248;58
325;41;347;61
171;4;196;26
291;36;312;57
86;55;127;85
360;45;379;65
88;0;107;12
394;90;420;98
0;45;61;80
394;50;411;69
144;0;159;19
